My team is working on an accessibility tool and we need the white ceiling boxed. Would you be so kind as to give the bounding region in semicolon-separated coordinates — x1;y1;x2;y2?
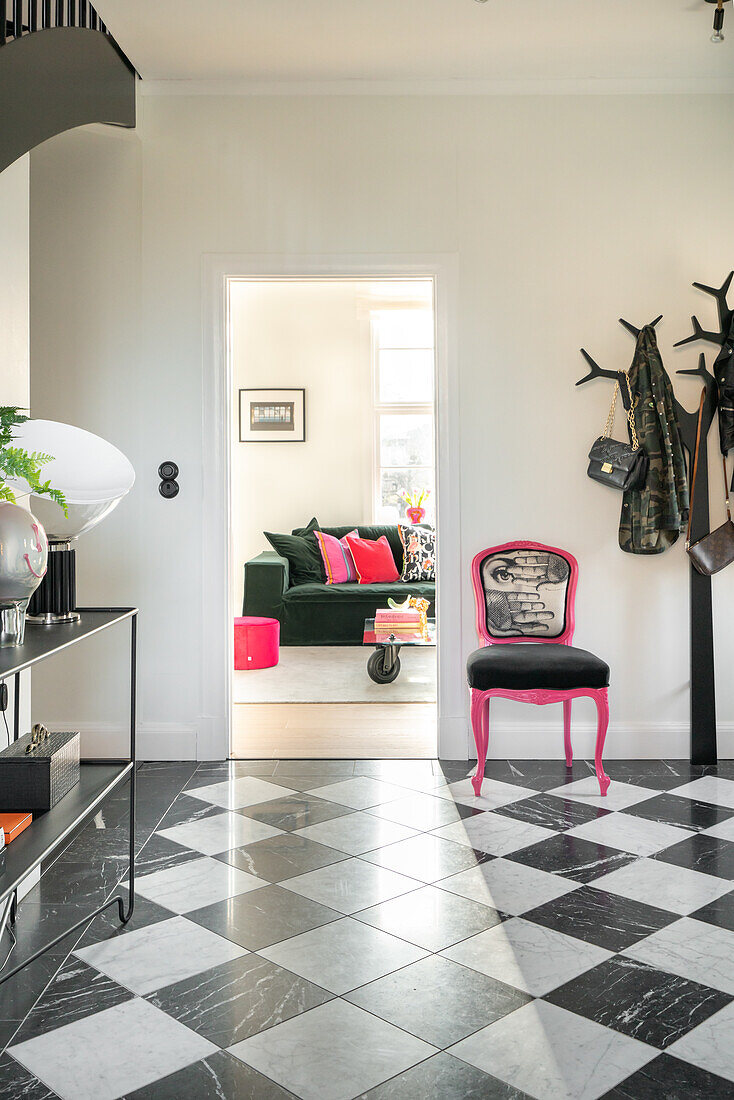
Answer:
96;0;734;91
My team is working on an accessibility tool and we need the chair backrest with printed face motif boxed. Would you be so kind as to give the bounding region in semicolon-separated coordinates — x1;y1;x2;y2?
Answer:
471;542;578;646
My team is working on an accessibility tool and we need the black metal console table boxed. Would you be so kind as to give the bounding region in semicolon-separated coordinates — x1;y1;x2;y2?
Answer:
0;607;137;985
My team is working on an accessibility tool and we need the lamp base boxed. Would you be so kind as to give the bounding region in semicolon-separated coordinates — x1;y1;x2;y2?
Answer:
27;541;80;624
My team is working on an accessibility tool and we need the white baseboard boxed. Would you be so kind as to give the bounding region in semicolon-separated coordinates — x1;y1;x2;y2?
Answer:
465;720;734;760
68;722;199;761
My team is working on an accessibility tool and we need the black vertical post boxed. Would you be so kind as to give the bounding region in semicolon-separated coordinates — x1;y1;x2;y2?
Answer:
78;0;85;25
89;5;96;29
13;0;21;37
29;0;37;31
41;0;50;27
66;0;74;24
55;0;63;24
0;0;6;45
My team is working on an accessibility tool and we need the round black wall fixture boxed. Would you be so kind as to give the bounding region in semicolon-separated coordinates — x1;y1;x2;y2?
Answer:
158;461;180;498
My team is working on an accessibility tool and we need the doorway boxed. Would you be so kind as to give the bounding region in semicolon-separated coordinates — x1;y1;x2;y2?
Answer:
228;277;438;758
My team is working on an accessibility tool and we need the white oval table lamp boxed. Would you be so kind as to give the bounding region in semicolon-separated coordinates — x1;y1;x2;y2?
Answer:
5;420;135;623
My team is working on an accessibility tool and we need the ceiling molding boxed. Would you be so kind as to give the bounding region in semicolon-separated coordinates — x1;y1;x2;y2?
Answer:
139;77;734;97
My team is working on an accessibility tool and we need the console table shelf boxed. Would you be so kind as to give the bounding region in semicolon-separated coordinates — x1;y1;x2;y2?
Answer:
0;607;137;985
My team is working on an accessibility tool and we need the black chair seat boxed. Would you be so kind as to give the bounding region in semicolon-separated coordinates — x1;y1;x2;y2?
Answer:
467;644;610;692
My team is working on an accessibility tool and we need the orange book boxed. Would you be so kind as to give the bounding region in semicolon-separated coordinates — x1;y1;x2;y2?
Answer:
0;812;32;843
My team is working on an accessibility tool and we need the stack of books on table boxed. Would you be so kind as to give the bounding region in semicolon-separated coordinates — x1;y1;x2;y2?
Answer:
374;607;423;640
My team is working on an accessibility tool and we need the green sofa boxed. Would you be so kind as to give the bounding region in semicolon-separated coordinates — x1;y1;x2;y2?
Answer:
242;523;436;646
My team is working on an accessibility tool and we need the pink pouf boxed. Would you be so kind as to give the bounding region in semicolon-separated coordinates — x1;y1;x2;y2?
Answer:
234;616;280;670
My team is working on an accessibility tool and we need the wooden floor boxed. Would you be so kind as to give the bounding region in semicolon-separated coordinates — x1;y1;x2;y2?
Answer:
231;702;437;759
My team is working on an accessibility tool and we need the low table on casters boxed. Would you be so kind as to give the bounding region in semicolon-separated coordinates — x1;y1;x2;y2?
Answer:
362;617;436;684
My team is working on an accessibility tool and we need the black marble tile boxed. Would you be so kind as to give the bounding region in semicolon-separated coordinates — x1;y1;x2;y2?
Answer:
186;883;341;950
123;1049;293;1099
154;793;225;831
9;902;92;966
358;1052;531;1099
522;885;679;952
35;857;128;906
134;833;203;877
602;1052;734;1099
690;890;734;933
508;834;638;883
0;1053;58;1099
601;760;713;790
437;759;594;791
620;792;734;832
75;896;175;950
345;954;530;1048
236;795;353;832
196;759;278;777
654;834;734;879
547;955;731;1049
147;952;332;1047
495;792;612;832
11;958;133;1044
215;832;348;882
0;951;65;1022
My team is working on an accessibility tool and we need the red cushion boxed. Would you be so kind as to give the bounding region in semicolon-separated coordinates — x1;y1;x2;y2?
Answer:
345;534;399;584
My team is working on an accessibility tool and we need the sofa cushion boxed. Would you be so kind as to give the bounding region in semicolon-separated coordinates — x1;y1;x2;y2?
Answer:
264;530;324;585
398;525;435;582
346;534;399;584
284;581;435;603
467;644;609;692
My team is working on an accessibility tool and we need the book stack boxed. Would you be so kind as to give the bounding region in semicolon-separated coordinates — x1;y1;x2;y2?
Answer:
375;607;422;638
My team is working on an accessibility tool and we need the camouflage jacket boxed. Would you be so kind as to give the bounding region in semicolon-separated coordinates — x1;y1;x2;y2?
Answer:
619;326;689;555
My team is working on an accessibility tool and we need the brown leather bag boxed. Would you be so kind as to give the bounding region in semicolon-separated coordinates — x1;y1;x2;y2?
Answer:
686;391;734;576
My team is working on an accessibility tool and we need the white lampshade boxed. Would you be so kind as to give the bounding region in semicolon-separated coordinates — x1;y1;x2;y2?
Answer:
6;420;135;539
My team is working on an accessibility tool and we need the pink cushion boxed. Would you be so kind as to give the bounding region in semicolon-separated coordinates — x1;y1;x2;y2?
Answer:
234;616;280;670
345;534;399;584
315;529;358;584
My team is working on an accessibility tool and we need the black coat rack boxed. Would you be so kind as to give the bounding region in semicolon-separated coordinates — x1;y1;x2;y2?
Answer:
577;316;718;765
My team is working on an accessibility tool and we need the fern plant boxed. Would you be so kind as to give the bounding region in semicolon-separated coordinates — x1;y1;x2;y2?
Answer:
0;408;67;515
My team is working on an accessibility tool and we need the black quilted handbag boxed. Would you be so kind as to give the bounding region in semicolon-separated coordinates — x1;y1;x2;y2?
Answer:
587;372;648;492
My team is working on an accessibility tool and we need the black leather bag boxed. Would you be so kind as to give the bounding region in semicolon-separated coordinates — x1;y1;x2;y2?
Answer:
587;373;648;492
686;391;734;576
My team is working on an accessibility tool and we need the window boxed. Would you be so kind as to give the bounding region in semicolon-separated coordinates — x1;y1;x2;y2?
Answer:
372;307;435;524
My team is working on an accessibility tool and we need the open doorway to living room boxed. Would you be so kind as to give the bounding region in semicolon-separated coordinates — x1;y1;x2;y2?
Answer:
229;277;438;758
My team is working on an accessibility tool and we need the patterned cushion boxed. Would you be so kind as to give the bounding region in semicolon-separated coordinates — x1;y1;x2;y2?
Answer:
314;529;358;584
398;525;435;582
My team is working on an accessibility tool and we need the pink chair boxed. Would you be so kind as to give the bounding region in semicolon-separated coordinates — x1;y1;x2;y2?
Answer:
467;541;610;797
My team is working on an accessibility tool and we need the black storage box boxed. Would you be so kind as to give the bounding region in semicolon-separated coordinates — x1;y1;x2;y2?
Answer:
0;731;80;813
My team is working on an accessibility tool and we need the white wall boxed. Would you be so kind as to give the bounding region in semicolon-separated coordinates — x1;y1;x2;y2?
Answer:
30;126;142;757
0;154;32;745
230;279;373;609
30;92;734;758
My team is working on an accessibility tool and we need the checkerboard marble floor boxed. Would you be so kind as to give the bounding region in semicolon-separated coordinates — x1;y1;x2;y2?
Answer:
5;758;734;1097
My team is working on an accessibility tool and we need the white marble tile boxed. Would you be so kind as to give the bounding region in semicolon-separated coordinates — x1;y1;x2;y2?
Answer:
75;915;247;996
449;1000;655;1100
228;998;436;1100
293;812;417;856
436;857;581;914
158;811;279;855
592;857;732;916
135;856;266;914
9;998;217;1100
565;812;691;857
306;777;412;810
186;775;297;809
669;777;734;809
260;916;427;994
546;777;658;810
432;778;533;810
433;813;555;857
668;1002;734;1083
441;917;611;996
702;817;734;842
624;917;734;995
360;832;482;884
280;857;421;915
367;792;463;830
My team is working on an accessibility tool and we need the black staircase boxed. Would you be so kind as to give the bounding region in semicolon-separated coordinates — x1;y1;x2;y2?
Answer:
0;0;136;173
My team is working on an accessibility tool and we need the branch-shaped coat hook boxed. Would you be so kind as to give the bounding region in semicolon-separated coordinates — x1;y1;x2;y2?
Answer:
577;316;663;409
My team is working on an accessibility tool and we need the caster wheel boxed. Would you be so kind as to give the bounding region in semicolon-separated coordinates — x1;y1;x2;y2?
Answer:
367;649;401;684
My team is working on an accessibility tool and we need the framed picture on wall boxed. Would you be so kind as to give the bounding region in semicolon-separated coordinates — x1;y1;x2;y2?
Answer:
239;388;306;443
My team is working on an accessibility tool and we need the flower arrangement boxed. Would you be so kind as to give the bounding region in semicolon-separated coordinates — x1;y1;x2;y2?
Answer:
0;407;67;514
399;488;431;510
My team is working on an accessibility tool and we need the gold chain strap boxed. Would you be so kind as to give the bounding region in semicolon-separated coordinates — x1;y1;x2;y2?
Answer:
602;372;639;450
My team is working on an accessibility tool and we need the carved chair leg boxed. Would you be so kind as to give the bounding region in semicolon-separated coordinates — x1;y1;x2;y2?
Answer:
470;691;489;796
563;699;573;767
594;689;611;796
